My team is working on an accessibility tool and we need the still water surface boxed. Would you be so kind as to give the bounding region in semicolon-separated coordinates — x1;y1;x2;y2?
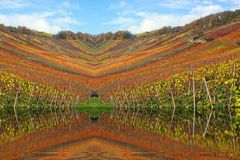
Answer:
0;138;232;160
26;138;159;160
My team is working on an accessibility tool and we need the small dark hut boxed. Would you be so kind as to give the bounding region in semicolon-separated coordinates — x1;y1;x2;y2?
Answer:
90;117;99;123
90;91;99;98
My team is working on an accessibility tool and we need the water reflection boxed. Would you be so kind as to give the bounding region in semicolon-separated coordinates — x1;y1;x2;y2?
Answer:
25;138;161;160
0;137;232;160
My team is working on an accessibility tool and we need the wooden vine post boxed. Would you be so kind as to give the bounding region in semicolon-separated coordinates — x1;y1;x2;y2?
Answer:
169;85;176;128
192;74;196;140
203;77;214;138
13;90;19;128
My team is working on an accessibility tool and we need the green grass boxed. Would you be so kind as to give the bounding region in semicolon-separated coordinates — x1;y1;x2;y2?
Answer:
75;98;114;117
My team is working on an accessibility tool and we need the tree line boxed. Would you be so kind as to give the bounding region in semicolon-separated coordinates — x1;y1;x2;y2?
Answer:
55;30;134;41
0;9;239;41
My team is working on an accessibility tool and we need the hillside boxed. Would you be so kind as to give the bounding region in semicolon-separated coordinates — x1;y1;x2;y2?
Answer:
1;9;240;160
0;10;239;100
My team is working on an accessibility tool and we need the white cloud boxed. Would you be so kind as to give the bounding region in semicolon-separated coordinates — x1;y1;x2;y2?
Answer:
157;0;214;9
0;11;82;34
227;0;240;9
0;0;30;9
158;0;238;10
107;0;227;34
53;17;79;25
0;12;60;33
60;1;81;10
226;0;240;3
190;5;223;16
111;12;196;33
108;1;129;10
109;16;137;26
129;13;179;33
0;1;85;34
158;0;192;9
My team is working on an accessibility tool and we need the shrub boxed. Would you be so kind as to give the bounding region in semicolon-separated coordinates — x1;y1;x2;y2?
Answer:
236;41;240;46
204;37;214;42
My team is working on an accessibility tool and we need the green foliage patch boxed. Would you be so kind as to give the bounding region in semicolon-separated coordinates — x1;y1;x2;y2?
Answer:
75;98;114;117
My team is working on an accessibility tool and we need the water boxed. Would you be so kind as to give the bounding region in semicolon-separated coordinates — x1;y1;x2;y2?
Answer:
0;138;232;160
0;138;167;160
23;138;163;160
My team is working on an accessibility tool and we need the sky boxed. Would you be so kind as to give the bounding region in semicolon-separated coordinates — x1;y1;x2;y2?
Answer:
0;0;239;34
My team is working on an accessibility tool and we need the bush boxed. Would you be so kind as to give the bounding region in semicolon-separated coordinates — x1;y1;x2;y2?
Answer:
204;37;214;42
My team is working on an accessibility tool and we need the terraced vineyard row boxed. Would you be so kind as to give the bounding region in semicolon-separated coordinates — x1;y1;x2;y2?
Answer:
0;71;78;143
112;59;240;153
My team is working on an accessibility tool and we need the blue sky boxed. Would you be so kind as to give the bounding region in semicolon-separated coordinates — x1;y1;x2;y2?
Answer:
0;0;239;34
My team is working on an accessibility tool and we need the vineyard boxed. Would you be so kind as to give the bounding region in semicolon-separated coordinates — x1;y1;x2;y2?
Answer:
0;9;240;160
112;59;240;153
0;71;78;143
